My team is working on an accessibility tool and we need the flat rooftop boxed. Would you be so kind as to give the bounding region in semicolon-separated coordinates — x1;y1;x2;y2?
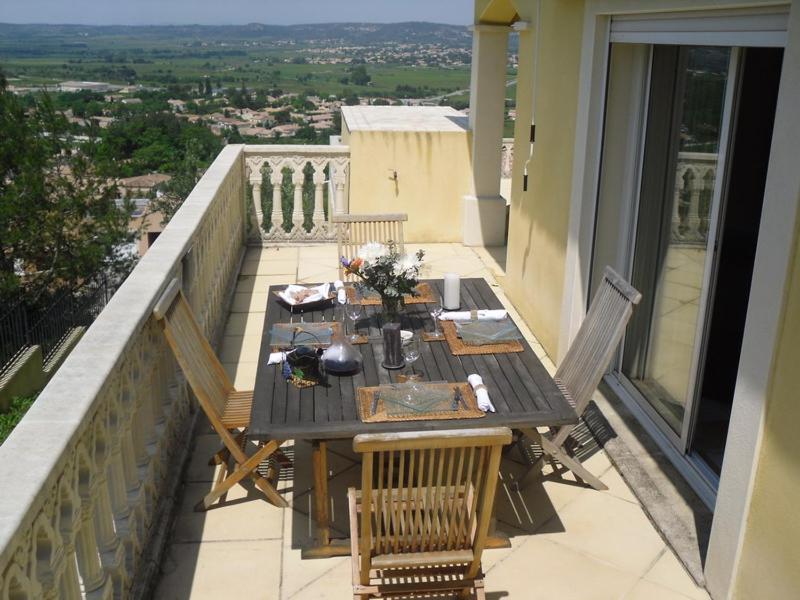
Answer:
342;105;468;132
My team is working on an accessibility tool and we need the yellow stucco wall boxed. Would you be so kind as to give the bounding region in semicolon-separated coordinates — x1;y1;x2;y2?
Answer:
503;0;586;356
731;216;800;597
343;123;473;243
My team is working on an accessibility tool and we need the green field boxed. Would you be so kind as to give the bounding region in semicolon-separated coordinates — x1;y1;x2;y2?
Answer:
0;23;481;98
3;55;472;98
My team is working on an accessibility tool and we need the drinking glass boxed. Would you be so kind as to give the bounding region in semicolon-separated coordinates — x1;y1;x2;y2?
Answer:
403;335;421;380
335;284;348;321
429;299;444;339
345;299;363;343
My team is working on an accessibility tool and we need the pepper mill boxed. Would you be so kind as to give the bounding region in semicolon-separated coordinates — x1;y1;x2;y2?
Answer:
381;322;405;370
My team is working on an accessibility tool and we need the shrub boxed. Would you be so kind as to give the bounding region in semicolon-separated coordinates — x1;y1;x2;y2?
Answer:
0;395;37;445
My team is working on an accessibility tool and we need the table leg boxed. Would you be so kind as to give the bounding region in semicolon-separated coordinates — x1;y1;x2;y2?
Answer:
485;515;511;549
313;440;330;547
302;440;351;559
485;479;511;549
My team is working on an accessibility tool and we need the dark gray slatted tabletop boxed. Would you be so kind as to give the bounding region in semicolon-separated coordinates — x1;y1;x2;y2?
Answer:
250;279;577;440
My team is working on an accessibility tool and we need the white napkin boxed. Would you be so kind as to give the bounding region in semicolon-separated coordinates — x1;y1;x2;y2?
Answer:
468;374;495;413
267;351;286;365
333;280;347;304
440;309;507;321
278;283;331;306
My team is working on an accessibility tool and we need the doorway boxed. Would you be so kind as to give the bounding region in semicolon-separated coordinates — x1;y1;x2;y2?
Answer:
690;47;783;475
593;43;782;492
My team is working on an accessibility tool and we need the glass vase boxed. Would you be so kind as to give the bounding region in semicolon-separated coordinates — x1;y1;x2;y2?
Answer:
381;295;403;324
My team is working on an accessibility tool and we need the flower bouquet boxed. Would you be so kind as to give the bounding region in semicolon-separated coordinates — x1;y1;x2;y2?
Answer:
341;242;425;322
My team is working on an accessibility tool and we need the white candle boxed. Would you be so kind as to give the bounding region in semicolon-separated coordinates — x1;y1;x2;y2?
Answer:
443;273;460;310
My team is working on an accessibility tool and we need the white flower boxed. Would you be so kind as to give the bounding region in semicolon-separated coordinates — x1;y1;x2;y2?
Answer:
393;253;421;277
356;242;389;264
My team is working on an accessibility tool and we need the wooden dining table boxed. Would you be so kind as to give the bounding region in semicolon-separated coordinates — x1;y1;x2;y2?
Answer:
249;278;578;557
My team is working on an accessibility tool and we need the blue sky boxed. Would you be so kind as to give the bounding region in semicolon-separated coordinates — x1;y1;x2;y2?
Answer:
0;0;475;26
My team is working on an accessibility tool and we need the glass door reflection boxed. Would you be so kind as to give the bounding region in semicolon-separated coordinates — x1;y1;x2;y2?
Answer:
622;46;732;436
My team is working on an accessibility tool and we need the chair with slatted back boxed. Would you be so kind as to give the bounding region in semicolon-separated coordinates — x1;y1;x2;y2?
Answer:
334;213;408;281
153;278;289;511
518;266;642;491
347;427;512;600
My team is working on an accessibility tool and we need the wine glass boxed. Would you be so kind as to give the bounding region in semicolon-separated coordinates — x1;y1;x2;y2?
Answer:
403;335;421;381
335;283;348;321
345;299;363;343
429;298;444;339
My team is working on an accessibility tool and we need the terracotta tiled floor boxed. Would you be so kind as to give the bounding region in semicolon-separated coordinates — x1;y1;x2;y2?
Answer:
153;244;709;600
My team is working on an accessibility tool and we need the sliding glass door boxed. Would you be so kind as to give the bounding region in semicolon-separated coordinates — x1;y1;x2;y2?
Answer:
621;46;734;442
591;17;785;504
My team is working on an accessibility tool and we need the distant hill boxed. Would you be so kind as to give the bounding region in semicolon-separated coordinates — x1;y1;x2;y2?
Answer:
0;22;478;56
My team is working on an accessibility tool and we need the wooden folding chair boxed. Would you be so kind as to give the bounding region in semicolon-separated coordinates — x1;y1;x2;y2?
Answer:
519;266;642;491
334;213;408;281
348;427;512;600
153;278;289;510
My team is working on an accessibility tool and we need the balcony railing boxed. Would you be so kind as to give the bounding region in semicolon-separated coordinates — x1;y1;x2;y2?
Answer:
500;140;716;245
0;278;111;378
671;152;717;245
244;144;350;243
0;145;249;599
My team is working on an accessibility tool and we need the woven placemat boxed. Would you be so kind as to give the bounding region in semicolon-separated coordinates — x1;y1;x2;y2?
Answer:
357;382;485;423
422;331;446;342
441;321;524;355
270;321;342;349
346;282;437;306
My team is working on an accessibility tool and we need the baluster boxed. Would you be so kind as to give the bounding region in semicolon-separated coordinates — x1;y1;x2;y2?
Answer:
291;159;306;232
55;479;83;600
671;183;682;239
74;453;109;595
311;159;326;232
246;157;265;240
332;158;349;215
687;178;702;240
701;169;715;240
118;384;142;497
268;160;284;236
31;513;57;599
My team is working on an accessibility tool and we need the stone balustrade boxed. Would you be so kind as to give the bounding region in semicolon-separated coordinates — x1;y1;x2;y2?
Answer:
499;140;716;244
244;145;350;244
0;145;248;599
672;152;718;244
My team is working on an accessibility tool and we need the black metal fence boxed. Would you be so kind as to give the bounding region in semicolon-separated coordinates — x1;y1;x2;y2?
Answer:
0;278;111;378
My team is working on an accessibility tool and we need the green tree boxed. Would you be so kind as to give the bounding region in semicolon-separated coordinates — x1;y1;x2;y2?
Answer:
146;137;206;225
350;65;371;86
0;74;134;305
273;109;291;125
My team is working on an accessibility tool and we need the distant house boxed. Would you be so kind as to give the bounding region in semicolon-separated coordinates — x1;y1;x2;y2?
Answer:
167;99;186;112
271;124;300;137
58;81;120;93
116;173;172;197
120;98;142;105
90;116;115;129
238;126;273;138
115;198;163;256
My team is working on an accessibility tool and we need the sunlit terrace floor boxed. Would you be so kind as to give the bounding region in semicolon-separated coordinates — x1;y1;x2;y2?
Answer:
153;243;709;600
